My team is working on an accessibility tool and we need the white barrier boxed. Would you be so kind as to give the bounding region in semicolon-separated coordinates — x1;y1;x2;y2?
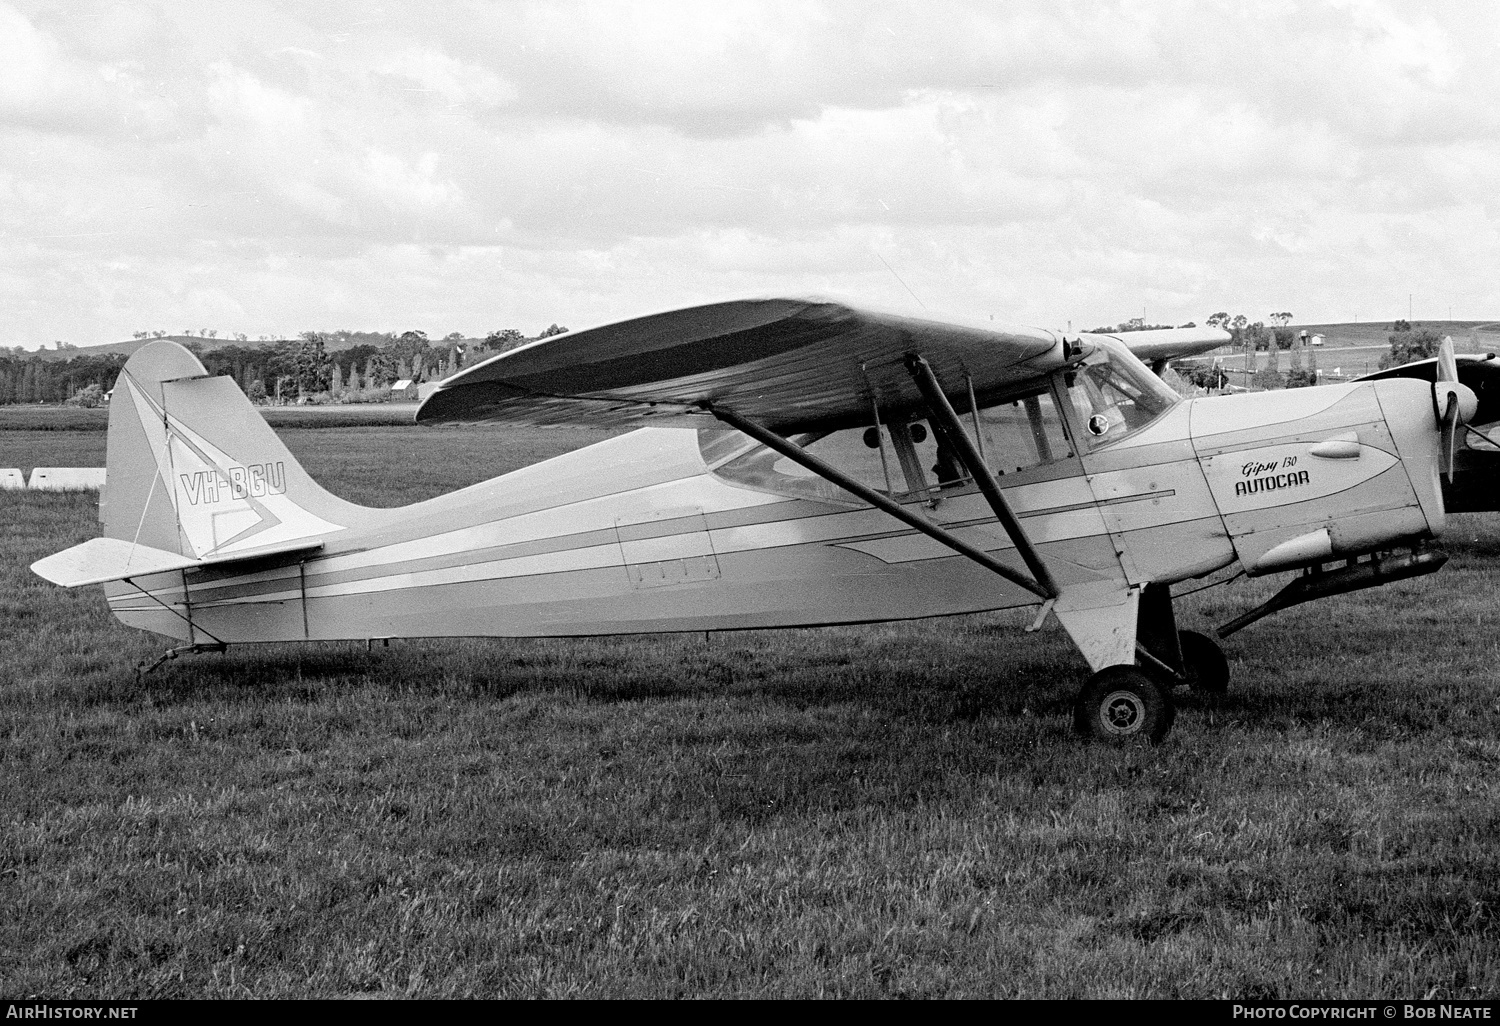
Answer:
0;468;24;490
28;467;107;491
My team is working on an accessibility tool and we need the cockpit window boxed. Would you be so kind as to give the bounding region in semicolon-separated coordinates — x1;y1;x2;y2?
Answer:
698;386;1078;504
1063;336;1180;448
694;346;1171;503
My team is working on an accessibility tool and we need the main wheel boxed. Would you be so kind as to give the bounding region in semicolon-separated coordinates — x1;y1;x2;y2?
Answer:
1073;666;1175;744
1178;629;1229;694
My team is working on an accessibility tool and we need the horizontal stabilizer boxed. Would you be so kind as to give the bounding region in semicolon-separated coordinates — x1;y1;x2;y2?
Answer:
31;535;323;588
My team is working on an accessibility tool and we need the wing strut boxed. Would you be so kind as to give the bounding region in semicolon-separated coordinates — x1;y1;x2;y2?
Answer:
705;405;1053;601
905;354;1061;599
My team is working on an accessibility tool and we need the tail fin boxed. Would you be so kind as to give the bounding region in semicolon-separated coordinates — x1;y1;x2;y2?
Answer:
104;341;358;559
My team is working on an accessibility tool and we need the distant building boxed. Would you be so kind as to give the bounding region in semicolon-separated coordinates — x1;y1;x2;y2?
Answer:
390;379;418;400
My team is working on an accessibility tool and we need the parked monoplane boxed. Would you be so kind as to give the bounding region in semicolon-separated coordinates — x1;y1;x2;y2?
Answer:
32;298;1477;743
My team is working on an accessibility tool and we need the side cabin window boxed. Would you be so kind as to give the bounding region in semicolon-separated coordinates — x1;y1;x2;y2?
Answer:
973;389;1074;476
697;386;1076;503
698;425;909;504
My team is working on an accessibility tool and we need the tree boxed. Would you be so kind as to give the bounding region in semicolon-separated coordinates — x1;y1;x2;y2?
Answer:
1393;319;1411;333
1274;328;1296;349
538;323;568;339
66;383;105;408
246;379;268;404
391;330;431;373
485;328;526;353
1184;364;1228;390
1379;328;1445;370
1269;311;1294;327
1284;367;1318;388
1253;366;1284;390
1206;312;1230;331
364;355;394;388
293;332;332;394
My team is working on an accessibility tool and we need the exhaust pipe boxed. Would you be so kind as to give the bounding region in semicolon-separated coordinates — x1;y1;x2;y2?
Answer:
1216;547;1447;638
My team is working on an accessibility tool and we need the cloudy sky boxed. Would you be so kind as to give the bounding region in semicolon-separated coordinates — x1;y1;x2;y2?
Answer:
3;0;1498;348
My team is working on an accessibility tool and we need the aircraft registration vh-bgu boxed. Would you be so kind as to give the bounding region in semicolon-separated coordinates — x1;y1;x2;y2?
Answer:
32;298;1480;744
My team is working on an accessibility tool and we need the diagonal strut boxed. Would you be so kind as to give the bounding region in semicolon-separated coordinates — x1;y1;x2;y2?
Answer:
904;353;1060;599
705;404;1052;600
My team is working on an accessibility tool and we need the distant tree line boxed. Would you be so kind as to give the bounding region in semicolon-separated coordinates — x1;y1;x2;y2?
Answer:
0;350;128;404
1204;312;1300;352
0;323;570;405
1086;318;1196;333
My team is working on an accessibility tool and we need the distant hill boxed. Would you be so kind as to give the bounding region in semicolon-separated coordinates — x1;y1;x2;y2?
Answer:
28;335;277;363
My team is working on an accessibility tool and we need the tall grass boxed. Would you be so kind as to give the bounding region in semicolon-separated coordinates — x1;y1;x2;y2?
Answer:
2;420;1499;997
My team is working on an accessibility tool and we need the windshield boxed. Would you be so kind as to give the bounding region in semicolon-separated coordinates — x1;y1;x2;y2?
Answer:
1065;336;1182;448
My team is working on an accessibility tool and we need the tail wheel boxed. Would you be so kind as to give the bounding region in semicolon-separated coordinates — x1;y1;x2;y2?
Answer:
1178;629;1230;694
1073;666;1175;744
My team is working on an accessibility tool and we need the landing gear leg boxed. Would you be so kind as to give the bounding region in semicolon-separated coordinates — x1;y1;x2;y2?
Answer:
1177;629;1230;694
1134;584;1232;692
1054;582;1184;743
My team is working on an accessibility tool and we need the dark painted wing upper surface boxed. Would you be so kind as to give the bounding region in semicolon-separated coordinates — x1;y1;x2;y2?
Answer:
1113;326;1233;363
416;297;1066;432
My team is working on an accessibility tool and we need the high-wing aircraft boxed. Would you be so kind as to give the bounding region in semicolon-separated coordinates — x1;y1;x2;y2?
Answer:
32;298;1478;744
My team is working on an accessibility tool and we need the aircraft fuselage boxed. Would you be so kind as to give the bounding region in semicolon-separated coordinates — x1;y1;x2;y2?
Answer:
104;376;1444;649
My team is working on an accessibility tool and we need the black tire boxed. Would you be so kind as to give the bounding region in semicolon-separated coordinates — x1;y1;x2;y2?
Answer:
1178;629;1229;694
1073;665;1175;744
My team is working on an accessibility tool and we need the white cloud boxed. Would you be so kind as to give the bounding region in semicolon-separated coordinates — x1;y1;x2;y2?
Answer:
5;0;1500;345
376;48;516;110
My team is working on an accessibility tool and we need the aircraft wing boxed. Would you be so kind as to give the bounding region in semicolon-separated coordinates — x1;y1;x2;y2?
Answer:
31;536;324;588
1112;326;1232;364
416;297;1070;432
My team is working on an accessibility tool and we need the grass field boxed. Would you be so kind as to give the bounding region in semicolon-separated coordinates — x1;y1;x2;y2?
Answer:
4;411;1500;998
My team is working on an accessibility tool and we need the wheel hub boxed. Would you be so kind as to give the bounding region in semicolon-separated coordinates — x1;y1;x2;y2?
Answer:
1101;690;1146;734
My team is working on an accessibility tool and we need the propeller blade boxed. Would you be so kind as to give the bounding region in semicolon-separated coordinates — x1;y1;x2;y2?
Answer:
1431;336;1478;481
1438;335;1459;383
1441;394;1460;482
